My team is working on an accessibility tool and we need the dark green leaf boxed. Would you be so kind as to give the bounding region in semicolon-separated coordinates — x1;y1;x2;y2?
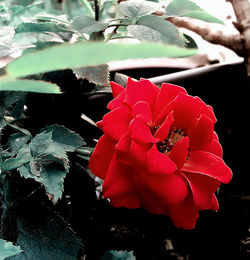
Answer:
0;239;22;260
165;0;224;24
7;133;30;153
0;157;31;173
7;42;197;78
128;15;185;46
29;131;53;157
41;125;86;152
120;0;160;18
102;250;135;260
8;202;83;260
73;64;109;86
71;16;109;34
15;22;71;34
0;78;61;94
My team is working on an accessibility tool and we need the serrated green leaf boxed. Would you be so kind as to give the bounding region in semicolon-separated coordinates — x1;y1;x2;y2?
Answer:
8;202;83;260
128;15;185;46
73;64;109;86
120;0;160;18
0;239;22;260
29;131;53;157
15;22;71;34
102;250;135;260
165;0;224;24
41;125;86;152
0;157;31;173
7;42;197;78
0;78;61;94
71;16;109;34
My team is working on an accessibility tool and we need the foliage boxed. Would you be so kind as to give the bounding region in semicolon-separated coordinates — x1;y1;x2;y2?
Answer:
0;239;22;259
0;0;227;259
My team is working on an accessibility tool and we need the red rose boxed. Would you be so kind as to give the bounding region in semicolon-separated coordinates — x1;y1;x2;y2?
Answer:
89;78;232;229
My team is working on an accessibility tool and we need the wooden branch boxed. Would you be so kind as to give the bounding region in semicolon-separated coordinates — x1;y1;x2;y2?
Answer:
168;17;245;56
227;0;250;77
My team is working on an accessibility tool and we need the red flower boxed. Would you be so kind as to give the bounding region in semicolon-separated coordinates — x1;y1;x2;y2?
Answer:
89;78;232;229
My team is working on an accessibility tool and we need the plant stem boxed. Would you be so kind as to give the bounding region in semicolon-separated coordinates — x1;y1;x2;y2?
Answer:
80;0;95;18
94;0;100;21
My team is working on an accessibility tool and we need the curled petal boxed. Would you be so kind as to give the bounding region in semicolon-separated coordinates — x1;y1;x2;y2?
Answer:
103;155;134;198
124;78;159;110
88;135;116;179
183;172;220;210
147;145;177;175
168;195;199;230
154;111;174;141
110;81;125;98
115;133;132;164
189;114;214;150
103;105;132;141
129;118;155;143
107;91;126;111
195;97;217;123
173;93;202;130
154;83;187;117
154;101;175;126
133;101;152;123
169;136;189;169
182;151;232;183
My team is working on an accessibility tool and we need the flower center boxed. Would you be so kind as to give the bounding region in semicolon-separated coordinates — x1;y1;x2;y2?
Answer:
156;128;185;154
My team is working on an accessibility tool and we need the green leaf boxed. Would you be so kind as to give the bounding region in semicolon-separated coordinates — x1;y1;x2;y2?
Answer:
165;0;224;24
41;125;85;152
0;239;22;260
183;10;225;24
73;64;109;86
102;250;135;260
7;42;197;78
0;78;61;94
7;133;30;153
15;22;71;34
128;15;185;46
8;202;83;260
29;131;53;157
0;157;31;173
120;0;160;18
71;16;109;34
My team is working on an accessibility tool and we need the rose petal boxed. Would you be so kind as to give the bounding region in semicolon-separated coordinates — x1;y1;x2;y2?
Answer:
147;145;177;175
129;118;155;143
168;195;199;229
110;81;125;98
203;139;223;157
183;172;220;210
107;91;126;110
89;135;116;179
115;133;132;164
130;140;151;165
103;105;132;141
195;97;217;123
189;114;214;150
124;78;159;110
182;151;232;183
133;101;152;123
154;111;174;141
103;155;134;197
110;192;141;209
173;93;202;130
154;83;187;117
153;101;175;126
141;168;189;205
169;136;189;169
